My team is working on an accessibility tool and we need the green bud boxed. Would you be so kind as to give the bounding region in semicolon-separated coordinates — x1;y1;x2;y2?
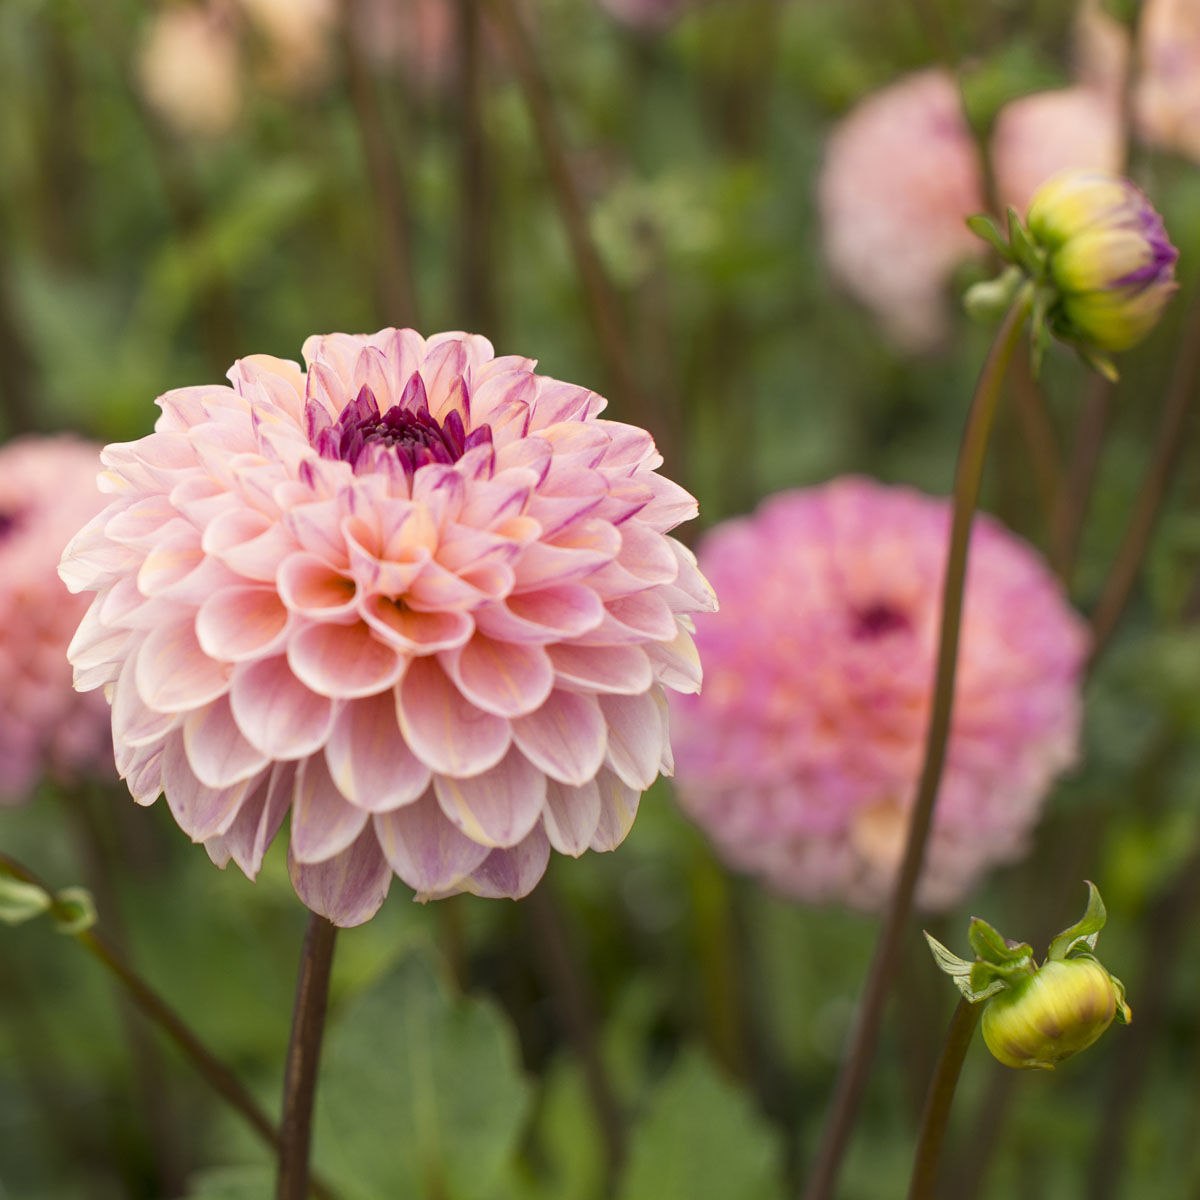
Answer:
981;957;1129;1070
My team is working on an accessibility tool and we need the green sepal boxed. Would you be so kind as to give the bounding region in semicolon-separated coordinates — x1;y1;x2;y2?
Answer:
1007;208;1047;279
52;887;97;935
964;266;1025;325
1075;343;1119;383
1048;881;1108;961
966;214;1015;261
1029;285;1053;379
968;916;1034;968
0;876;52;926
924;931;1010;1003
1108;970;1132;1025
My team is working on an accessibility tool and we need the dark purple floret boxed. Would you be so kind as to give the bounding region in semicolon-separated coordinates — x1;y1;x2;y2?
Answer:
306;372;491;479
0;509;21;541
852;602;911;640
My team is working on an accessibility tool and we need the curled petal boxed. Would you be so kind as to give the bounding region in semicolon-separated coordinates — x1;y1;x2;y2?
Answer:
288;828;392;927
373;790;491;897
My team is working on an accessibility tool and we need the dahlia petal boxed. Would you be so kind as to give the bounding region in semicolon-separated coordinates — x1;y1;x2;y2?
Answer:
304;359;351;422
105;495;181;546
183;696;270;788
432;748;547;847
202;508;296;582
548;643;654;695
361;596;473;654
156;556;245;608
458;472;537;529
411;465;465;528
112;657;179;747
285;501;352;567
637;473;698;532
600;690;666;791
228;354;305;419
527;380;597;429
595;420;661;470
205;762;293;879
291;753;370;863
474;585;605;644
373;790;491;896
288;828;392;927
542;778;602;857
513;519;622;589
68;601;129;690
511;691;607;786
61;510;139;592
404;561;500;611
196;586;290;661
471;368;536;424
579;592;679;645
161;732;250;841
395;656;511;776
135;620;231;713
465;827;551;899
441;635;554;718
526;470;608;537
230;656;336;760
325;693;431;812
420;340;469;415
287;620;405;699
590;768;642;852
277;552;358;619
156;385;223;432
116;739;164;805
136;524;204;596
645;626;703;694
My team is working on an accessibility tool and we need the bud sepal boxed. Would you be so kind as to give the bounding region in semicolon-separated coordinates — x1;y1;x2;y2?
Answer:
925;882;1130;1071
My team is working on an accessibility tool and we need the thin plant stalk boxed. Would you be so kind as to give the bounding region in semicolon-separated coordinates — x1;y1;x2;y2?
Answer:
342;0;421;329
801;291;1032;1200
0;852;338;1200
907;1000;982;1200
485;0;661;444
278;914;340;1200
1050;374;1112;584
1089;287;1200;660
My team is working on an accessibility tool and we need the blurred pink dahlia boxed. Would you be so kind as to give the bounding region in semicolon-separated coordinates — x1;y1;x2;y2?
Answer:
669;478;1087;911
60;330;712;925
0;437;113;804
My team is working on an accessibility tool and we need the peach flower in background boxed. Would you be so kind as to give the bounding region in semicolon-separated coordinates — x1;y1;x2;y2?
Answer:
1136;0;1200;161
0;438;113;804
670;478;1088;912
237;0;339;92
138;4;242;137
817;69;986;352
595;0;698;31
60;329;712;926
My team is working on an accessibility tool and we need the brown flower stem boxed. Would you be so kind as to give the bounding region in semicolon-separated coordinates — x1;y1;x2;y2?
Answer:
907;999;981;1200
278;914;339;1200
801;292;1031;1200
1089;288;1200;660
0;852;338;1200
1050;374;1112;584
342;0;421;329
456;0;496;336
525;879;625;1182
485;0;663;449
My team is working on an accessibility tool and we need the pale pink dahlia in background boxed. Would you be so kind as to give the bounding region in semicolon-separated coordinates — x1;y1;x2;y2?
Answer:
1135;0;1200;162
817;69;986;352
0;438;112;804
670;478;1087;912
60;330;712;926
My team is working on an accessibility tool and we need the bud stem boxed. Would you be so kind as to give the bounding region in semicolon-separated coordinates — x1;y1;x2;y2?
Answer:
801;287;1033;1200
907;999;982;1200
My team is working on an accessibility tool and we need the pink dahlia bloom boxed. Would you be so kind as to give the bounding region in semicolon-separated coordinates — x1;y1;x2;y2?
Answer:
0;438;113;804
1136;0;1200;162
669;478;1087;912
60;330;712;926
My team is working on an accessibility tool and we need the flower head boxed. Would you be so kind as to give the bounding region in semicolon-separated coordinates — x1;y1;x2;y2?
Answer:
1136;0;1200;162
1026;168;1178;352
60;330;712;926
0;438;113;804
669;478;1087;911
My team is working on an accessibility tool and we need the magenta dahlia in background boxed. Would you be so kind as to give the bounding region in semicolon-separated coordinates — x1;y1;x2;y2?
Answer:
669;478;1087;911
0;438;113;804
60;329;712;925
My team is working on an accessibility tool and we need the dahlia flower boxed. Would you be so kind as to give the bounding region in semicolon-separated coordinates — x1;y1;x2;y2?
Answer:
669;478;1087;911
60;330;712;926
138;5;242;137
1136;0;1200;162
0;438;113;804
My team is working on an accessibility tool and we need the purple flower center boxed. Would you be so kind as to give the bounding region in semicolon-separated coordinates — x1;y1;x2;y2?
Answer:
852;602;911;640
306;372;491;479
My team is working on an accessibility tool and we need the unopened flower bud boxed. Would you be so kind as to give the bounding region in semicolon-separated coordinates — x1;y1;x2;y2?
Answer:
1026;169;1178;352
981;956;1128;1070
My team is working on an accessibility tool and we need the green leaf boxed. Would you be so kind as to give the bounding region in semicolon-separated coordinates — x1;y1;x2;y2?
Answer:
1047;881;1108;961
618;1049;784;1200
965;214;1015;261
967;918;1033;967
316;946;532;1200
924;932;1011;1003
0;875;51;925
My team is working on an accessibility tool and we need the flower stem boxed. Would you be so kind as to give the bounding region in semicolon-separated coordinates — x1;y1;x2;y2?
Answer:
906;999;981;1200
0;852;338;1200
801;291;1032;1200
278;913;339;1200
1088;287;1200;660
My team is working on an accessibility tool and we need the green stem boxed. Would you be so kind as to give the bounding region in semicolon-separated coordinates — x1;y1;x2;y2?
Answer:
278;914;339;1200
907;1000;982;1200
801;291;1032;1200
0;853;338;1200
